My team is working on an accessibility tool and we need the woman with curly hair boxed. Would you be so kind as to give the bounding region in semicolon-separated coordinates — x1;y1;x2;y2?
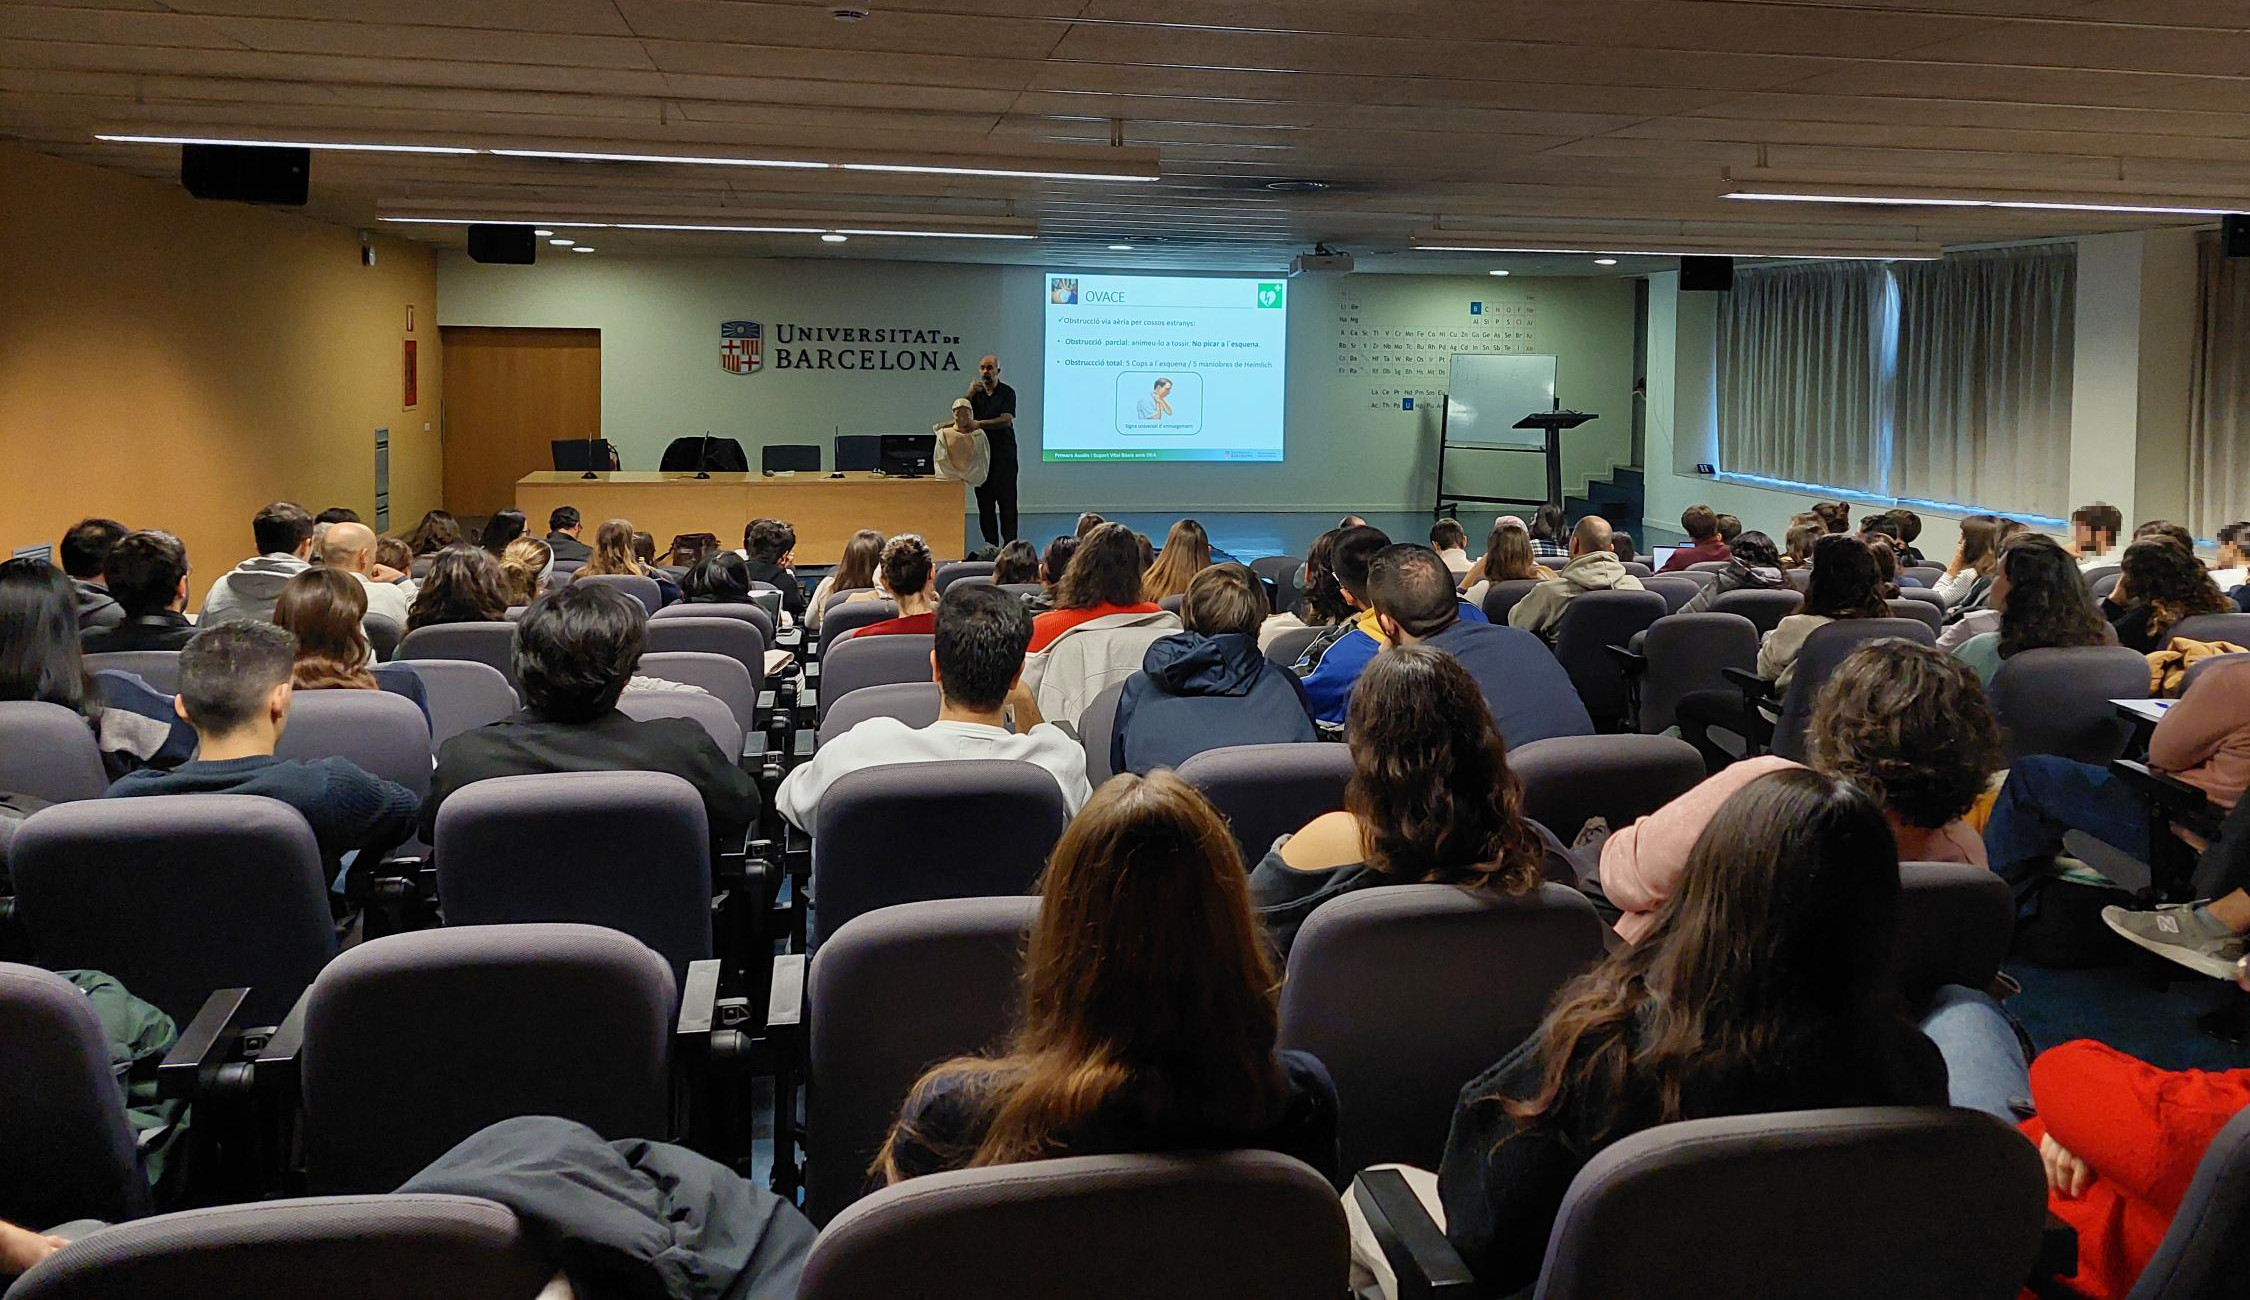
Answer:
403;509;462;556
1250;645;1564;959
405;545;511;631
1598;639;2001;944
1946;535;2112;684
2103;537;2228;653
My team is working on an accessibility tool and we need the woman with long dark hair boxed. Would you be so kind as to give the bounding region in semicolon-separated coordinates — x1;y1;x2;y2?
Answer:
1028;523;1166;652
1528;503;1569;560
404;509;462;556
679;551;753;605
992;539;1041;586
2103;537;2228;653
1257;528;1349;655
1438;769;1947;1295
0;559;191;775
879;771;1340;1182
1945;535;2111;683
478;509;528;558
274;568;431;717
1141;518;1212;603
1252;646;1554;958
807;529;884;631
405;546;511;631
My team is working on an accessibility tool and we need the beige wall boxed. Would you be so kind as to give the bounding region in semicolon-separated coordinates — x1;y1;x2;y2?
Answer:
0;143;441;608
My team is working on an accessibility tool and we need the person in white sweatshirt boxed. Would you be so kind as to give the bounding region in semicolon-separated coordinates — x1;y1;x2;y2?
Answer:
199;501;315;626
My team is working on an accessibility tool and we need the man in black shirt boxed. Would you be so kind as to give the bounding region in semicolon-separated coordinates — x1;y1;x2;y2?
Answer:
967;353;1018;548
81;529;196;653
544;506;592;562
740;518;807;619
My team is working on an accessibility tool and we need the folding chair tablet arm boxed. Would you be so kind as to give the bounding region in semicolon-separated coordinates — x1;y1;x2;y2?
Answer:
1348;1169;1476;1299
1720;666;1778;756
1604;645;1647;734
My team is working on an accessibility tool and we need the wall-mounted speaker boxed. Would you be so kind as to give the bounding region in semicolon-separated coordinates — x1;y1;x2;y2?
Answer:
1679;255;1735;292
180;144;309;205
467;223;538;265
2224;214;2250;259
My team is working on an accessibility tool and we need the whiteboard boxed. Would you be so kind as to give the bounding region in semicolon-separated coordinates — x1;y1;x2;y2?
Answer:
1444;354;1558;450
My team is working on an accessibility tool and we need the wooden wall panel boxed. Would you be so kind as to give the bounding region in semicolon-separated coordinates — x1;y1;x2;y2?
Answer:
440;326;600;519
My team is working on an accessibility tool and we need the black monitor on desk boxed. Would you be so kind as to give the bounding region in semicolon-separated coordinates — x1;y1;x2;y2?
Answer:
551;439;618;472
879;433;935;478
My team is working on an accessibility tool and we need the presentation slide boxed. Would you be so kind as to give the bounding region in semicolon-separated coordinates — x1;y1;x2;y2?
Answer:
1042;273;1288;462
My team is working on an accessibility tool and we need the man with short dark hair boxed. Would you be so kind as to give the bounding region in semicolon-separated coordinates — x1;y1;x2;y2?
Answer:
740;518;806;618
1659;505;1731;572
1297;525;1489;726
201;501;316;625
60;518;128;632
2072;501;2125;572
421;584;759;842
776;584;1088;830
1366;544;1592;746
853;534;938;637
544;506;591;562
1511;515;1645;640
106;622;420;882
81;530;195;653
1714;513;1743;546
1429;518;1472;579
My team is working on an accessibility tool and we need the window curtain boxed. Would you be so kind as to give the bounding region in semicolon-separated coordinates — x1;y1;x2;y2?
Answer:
2188;232;2250;537
1717;261;1889;492
1891;245;2075;518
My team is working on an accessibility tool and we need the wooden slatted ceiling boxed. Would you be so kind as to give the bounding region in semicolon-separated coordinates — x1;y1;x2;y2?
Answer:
2;0;2246;272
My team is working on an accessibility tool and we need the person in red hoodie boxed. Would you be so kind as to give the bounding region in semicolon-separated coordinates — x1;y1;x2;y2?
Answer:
1658;504;1733;572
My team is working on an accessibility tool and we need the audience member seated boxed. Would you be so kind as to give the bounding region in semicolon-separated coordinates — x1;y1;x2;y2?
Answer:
1366;544;1590;746
1113;562;1316;773
1679;530;1788;613
0;558;192;776
1295;525;1395;724
543;505;591;562
79;529;194;653
1526;503;1569;561
317;521;413;627
312;505;359;553
2101;536;2229;654
992;538;1041;586
1862;532;1906;597
1811;499;1852;534
59;517;127;632
422;583;760;844
273;569;430;716
478;508;527;558
2071;501;2125;573
778;584;1089;831
2135;519;2198;553
1883;507;1927;566
200;500;315;626
1251;645;1562;959
740;518;806;618
1141;518;1212;603
1437;769;1950;1296
1987;649;2250;918
879;770;1340;1184
1075;511;1106;538
854;534;940;637
498;536;554;607
404;508;463;556
579;517;680;605
1782;520;1821;568
1462;520;1556;608
405;545;512;631
107;622;419;882
1029;522;1165;653
1945;535;2111;683
1261;527;1349;654
1429;518;1473;579
1600;640;2000;943
374;535;413;580
1610;531;1638;566
1658;504;1732;572
1931;513;2005;607
673;548;748;607
1030;534;1077;612
1508;515;1645;641
807;528;884;630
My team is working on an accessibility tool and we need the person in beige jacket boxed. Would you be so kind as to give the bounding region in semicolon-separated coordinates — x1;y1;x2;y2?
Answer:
1506;515;1643;641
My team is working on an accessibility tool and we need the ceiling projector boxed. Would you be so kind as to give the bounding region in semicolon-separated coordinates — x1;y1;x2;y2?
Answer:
1289;247;1355;276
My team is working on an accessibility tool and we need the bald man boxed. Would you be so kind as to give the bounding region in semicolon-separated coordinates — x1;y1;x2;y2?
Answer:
966;353;1018;547
1507;514;1645;640
320;522;414;626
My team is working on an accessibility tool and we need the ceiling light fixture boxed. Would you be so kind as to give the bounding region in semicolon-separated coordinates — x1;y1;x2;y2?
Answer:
1108;243;1134;250
1593;257;1619;265
534;228;554;236
93;132;475;155
548;238;574;246
829;228;1037;240
838;162;1156;182
491;147;827;170
376;216;1035;240
820;233;848;243
571;246;595;253
1719;174;2248;218
1416;244;1933;261
1723;189;2239;217
1488;269;1510;276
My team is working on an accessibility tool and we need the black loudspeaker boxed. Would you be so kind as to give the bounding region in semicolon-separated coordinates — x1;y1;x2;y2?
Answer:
467;223;538;265
2224;214;2250;259
180;144;309;205
1680;255;1735;292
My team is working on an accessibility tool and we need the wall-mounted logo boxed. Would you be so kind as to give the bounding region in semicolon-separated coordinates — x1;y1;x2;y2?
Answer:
720;320;762;375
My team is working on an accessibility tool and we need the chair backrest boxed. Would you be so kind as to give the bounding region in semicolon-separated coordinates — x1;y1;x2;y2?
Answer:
364;613;405;662
948;574;994;588
403;659;519;753
1511;734;1707;846
299;924;674;1195
762;442;821;473
637;651;757;741
398;622;517;683
1158;592;1186;614
934;561;995;591
11;795;336;1025
277;689;433;799
642;615;767;699
2181;648;2250;698
83;650;181;693
996;582;1045;600
1903;564;1946;587
1893;585;1947;609
819;634;936;722
1884;596;1945;634
571;572;663;615
1639;574;1703;613
1177;743;1354;867
799;1151;1348;1300
2128;1106;2250;1300
818;682;944;747
812;761;1068;945
1533;1108;2046;1300
1620;561;1653;578
2167;612;2250;648
1250;555;1302;614
9;1194;554;1300
1079;677;1129;783
433;772;712;988
806;897;1037;1224
1989;645;2153;765
1481;578;1541;624
2090;570;2124;602
1279;883;1604;1174
1784;566;1812;590
1637;612;1759;734
0;700;108;802
1771;619;1936;761
1685;559;1731;573
0;963;148;1226
1550;589;1670;727
1033;623;1177;725
1707;587;1803;635
1893;862;2013;1006
650;600;775;645
822;587;875;615
2081;562;2123;587
616;690;742;757
820;599;902;657
1264;624;1324;667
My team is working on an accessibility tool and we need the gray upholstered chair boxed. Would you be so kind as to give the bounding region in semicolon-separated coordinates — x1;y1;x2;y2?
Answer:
1685;559;1731;574
644;616;767;699
397;622;517;683
0;963;149;1227
798;1151;1349;1300
1278;883;1605;1175
617;690;743;758
651;600;776;646
1480;579;1541;625
1707;587;1802;636
401;659;518;753
2166;612;2250;649
817;634;935;723
639;650;758;740
1250;555;1302;614
1634;612;1758;735
83;650;182;693
2127;1106;2250;1299
934;561;995;592
819;600;901;657
1264;624;1323;667
817;682;943;747
805;897;1037;1224
1989;645;2152;765
277;689;432;800
363;613;405;662
1893;862;2013;1008
1885;596;1945;634
1078;678;1129;782
1639;574;1703;614
572;572;663;615
0;701;108;802
1550;589;1668;730
1510;733;1707;849
1767;619;1935;761
1177;742;1353;867
292;924;674;1195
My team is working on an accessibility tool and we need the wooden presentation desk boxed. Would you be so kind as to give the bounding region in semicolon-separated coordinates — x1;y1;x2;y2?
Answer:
515;471;966;565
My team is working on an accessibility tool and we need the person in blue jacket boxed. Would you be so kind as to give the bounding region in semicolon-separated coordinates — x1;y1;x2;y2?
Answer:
1113;562;1316;773
1297;527;1486;730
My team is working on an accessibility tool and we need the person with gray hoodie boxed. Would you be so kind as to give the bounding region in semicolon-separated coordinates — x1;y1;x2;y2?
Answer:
1508;515;1644;641
1679;530;1791;614
198;501;315;626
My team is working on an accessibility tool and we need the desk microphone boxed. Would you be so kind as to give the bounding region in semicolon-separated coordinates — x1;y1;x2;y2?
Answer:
693;431;714;479
580;430;599;479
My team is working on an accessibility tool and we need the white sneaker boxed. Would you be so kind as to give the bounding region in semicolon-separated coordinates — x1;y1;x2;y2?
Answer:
2102;904;2246;980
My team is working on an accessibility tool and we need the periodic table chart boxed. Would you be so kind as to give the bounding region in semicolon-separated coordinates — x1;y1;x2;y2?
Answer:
1334;286;1541;414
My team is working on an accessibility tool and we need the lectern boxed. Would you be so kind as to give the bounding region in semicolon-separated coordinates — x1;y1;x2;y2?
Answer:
1512;410;1598;509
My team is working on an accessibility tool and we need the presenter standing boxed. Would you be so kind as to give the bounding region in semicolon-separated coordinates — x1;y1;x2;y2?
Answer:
967;353;1018;548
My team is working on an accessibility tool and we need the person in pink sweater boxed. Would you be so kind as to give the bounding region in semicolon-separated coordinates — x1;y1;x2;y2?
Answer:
1603;641;2003;943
